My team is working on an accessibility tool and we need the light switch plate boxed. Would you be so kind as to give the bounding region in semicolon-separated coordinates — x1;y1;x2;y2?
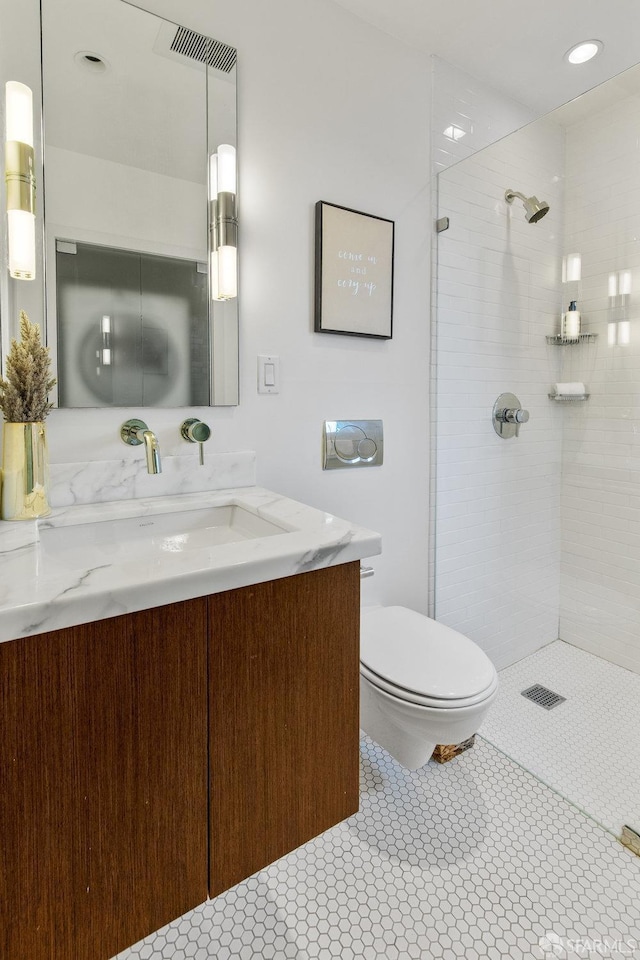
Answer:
257;355;279;394
323;420;383;470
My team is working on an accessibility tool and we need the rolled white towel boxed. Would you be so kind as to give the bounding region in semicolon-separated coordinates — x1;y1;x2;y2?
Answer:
554;381;586;396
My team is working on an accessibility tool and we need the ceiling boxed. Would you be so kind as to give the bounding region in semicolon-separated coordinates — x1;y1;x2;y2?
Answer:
329;0;640;115
40;0;236;183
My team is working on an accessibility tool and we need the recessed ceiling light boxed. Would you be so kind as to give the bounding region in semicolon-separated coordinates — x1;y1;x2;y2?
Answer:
74;50;110;74
443;124;466;142
565;40;603;65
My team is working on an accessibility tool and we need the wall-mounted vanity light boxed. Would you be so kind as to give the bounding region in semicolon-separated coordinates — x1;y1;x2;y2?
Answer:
209;143;237;301
4;81;36;280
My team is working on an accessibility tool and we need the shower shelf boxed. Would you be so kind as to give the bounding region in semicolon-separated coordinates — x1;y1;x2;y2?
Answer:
548;393;590;402
546;333;598;345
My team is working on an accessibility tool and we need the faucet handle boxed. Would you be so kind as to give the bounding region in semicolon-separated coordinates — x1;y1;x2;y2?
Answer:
181;418;211;466
503;408;529;424
120;419;162;474
120;418;149;445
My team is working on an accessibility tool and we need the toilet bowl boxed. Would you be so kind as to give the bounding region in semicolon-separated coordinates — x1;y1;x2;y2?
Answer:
360;605;498;770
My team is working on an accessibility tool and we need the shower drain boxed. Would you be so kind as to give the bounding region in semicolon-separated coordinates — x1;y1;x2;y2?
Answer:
521;684;566;710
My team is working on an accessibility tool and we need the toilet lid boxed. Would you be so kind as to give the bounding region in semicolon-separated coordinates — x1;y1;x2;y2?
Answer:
360;661;498;708
360;606;496;700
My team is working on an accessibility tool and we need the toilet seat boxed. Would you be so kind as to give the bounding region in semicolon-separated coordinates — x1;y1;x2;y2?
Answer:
360;661;498;708
360;606;497;708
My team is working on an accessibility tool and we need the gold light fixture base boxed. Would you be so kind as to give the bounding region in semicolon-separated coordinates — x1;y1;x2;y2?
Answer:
5;140;36;213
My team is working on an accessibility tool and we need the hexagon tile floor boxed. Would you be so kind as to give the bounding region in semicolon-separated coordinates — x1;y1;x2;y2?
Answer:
481;639;640;837
115;735;640;960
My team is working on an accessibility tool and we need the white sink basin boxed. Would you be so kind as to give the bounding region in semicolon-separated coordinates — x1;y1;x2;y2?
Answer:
38;503;287;567
0;485;382;644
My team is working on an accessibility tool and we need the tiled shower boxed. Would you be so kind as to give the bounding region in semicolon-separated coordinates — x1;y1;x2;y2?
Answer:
434;113;565;670
432;60;640;849
558;66;640;676
434;63;640;679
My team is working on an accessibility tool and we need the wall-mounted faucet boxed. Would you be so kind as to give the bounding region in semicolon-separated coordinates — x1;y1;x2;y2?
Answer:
120;419;162;474
181;418;211;465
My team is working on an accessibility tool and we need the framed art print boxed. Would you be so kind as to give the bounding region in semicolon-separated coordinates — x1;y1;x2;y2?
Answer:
314;201;394;339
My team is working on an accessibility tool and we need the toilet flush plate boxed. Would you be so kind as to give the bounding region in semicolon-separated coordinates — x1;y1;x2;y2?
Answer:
323;420;383;470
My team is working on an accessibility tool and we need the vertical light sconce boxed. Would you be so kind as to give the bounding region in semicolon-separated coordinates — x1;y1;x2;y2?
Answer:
4;81;36;280
209;143;237;301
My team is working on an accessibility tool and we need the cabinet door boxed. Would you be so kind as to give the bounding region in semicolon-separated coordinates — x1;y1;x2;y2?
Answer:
0;599;208;960
209;562;361;896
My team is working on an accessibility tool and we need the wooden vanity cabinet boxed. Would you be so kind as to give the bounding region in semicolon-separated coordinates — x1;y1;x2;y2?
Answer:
0;599;209;960
0;562;360;960
209;562;361;896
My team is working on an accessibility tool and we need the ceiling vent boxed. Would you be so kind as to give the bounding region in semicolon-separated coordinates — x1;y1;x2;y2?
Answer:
153;22;236;76
170;26;237;73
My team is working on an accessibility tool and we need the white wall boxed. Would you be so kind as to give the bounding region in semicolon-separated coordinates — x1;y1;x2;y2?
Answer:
559;88;640;675
42;0;432;610
434;117;565;669
45;146;207;261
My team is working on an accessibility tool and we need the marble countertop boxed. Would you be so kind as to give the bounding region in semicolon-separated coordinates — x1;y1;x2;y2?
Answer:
0;486;381;645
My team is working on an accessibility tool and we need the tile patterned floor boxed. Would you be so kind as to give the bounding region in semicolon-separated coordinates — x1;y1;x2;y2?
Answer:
481;639;640;837
116;735;640;960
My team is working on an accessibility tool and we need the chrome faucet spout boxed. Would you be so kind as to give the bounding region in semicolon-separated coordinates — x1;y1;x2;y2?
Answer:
120;418;162;475
142;430;162;475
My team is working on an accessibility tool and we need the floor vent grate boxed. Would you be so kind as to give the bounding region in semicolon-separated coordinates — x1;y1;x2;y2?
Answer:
521;684;566;710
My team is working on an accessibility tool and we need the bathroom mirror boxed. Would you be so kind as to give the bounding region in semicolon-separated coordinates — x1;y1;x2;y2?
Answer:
2;0;239;406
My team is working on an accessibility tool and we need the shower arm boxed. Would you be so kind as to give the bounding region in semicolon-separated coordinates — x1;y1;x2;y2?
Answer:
505;189;527;204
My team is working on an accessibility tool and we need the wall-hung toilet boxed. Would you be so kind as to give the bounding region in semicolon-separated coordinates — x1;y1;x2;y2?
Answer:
360;606;498;770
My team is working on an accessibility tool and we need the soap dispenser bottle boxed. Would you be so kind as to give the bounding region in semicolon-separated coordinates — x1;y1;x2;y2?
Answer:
561;300;581;340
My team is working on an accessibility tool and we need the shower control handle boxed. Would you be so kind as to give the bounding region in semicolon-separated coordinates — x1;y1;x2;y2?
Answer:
502;408;529;424
492;393;529;439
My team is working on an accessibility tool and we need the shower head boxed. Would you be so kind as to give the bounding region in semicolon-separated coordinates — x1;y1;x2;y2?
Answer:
505;188;550;223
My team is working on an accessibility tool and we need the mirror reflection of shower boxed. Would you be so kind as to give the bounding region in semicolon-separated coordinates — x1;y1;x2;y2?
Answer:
55;241;210;408
504;188;550;223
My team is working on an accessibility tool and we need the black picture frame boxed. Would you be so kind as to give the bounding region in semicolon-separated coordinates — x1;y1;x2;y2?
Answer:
314;201;394;339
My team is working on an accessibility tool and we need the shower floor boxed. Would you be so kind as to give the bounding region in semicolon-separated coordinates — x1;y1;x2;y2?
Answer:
480;639;640;838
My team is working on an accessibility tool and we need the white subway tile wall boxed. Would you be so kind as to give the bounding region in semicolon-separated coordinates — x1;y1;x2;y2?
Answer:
559;83;640;675
432;57;534;174
429;58;540;644
435;117;565;669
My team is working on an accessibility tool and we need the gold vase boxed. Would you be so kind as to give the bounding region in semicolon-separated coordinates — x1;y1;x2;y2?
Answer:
1;421;51;521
